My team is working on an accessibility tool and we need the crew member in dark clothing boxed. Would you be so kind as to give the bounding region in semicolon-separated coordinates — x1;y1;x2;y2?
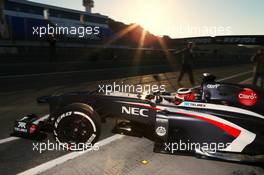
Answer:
252;49;264;88
47;34;57;63
177;42;195;86
0;0;9;39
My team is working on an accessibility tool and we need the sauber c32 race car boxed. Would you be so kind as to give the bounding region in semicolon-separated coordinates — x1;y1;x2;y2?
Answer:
13;74;264;164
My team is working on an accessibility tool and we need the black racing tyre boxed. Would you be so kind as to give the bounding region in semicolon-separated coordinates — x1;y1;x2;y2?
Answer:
53;103;101;147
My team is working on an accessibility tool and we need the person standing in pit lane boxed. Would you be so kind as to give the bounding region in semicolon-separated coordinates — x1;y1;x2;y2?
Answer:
251;48;264;88
0;0;9;39
47;34;57;63
176;42;195;87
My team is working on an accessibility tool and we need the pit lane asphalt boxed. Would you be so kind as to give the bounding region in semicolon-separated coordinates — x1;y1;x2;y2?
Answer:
0;64;257;175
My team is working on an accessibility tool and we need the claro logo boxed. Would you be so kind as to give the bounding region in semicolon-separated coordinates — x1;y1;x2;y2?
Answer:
239;93;257;100
238;88;258;107
122;106;149;117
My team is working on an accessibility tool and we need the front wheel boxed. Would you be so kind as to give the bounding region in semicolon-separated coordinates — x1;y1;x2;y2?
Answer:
53;103;101;148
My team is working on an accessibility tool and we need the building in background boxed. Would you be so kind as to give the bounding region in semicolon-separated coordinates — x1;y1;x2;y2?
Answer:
1;0;112;43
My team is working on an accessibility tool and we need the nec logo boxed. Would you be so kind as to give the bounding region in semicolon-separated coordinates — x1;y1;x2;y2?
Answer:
121;106;149;117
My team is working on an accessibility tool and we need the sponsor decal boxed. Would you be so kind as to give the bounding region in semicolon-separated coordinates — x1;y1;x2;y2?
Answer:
18;122;26;129
187;38;212;44
183;102;206;108
87;134;96;143
14;127;27;133
223;37;256;44
238;88;258;107
207;84;220;89
121;106;149;117
183;102;190;106
156;126;167;137
156;118;168;124
14;122;27;133
54;112;72;128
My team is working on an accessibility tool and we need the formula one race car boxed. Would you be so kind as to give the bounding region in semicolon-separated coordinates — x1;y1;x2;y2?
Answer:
13;74;264;164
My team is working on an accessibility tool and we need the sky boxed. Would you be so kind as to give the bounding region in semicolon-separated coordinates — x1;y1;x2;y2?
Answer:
30;0;264;38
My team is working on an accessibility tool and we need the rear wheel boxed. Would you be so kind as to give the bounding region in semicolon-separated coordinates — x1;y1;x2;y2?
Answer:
53;103;101;148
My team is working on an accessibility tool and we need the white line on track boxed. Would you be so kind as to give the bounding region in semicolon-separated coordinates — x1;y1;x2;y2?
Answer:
0;137;20;144
239;77;253;84
217;71;252;82
18;134;124;175
0;69;93;79
0;65;167;79
0;66;252;80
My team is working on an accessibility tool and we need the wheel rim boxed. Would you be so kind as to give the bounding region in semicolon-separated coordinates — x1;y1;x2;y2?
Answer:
56;115;94;144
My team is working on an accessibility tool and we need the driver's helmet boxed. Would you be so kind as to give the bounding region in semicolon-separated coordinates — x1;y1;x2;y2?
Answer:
175;88;195;102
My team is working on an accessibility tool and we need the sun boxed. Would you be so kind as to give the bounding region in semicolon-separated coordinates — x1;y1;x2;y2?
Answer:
135;1;165;35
